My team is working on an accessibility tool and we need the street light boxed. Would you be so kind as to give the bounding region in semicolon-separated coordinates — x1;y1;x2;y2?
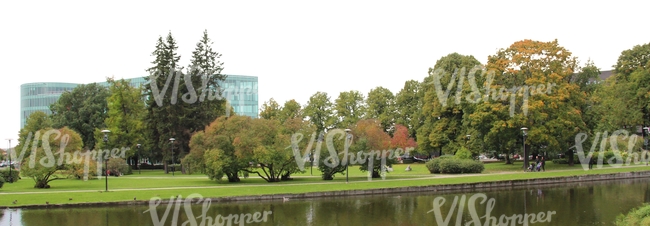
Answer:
137;144;142;174
312;133;323;176
344;129;352;183
5;139;12;183
466;134;471;145
643;127;650;166
169;138;175;176
101;129;111;192
521;127;528;172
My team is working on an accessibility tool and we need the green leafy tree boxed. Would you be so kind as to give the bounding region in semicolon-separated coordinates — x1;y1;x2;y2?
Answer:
50;83;110;150
259;98;281;120
418;53;482;157
334;91;366;129
365;87;395;134
194;115;252;182
20;127;83;188
304;92;337;134
93;77;145;167
395;80;423;140
15;111;52;157
278;99;303;123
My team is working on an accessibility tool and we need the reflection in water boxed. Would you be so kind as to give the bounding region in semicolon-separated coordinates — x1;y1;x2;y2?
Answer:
1;178;649;226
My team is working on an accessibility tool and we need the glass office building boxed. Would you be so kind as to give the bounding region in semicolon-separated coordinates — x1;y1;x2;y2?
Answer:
20;82;79;128
20;75;258;129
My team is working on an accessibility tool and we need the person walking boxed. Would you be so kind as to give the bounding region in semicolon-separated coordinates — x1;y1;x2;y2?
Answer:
541;156;546;172
588;154;594;169
535;156;541;172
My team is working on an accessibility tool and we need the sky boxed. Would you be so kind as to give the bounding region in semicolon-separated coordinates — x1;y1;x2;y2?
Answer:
1;1;649;147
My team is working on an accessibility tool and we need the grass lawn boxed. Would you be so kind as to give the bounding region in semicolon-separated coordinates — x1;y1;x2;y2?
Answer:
1;161;648;207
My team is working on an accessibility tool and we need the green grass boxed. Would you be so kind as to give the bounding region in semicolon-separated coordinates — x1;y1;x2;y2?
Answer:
1;162;648;207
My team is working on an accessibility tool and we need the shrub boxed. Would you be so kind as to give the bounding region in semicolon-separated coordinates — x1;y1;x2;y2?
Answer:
0;169;20;182
426;157;484;174
455;147;473;160
0;176;5;188
68;160;98;180
107;158;129;176
616;203;650;225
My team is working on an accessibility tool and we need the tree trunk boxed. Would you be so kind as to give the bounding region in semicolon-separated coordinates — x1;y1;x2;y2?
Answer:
281;172;293;181
164;162;169;174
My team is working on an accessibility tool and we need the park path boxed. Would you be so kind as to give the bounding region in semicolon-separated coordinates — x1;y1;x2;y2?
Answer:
0;164;644;196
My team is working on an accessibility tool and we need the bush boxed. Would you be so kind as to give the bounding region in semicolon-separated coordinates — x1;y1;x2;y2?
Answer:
0;176;5;188
68;160;98;180
455;147;473;160
616;203;650;225
107;158;129;176
0;169;20;183
426;157;484;174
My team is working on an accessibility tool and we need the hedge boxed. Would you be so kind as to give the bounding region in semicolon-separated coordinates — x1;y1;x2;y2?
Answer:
426;157;484;174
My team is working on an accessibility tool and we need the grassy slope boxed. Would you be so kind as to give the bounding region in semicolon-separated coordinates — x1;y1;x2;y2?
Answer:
1;162;648;207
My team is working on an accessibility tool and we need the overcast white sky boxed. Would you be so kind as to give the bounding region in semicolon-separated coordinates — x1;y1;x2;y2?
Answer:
1;1;648;146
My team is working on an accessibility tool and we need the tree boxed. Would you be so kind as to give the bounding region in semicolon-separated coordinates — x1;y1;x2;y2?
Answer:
391;124;417;150
304;92;336;134
418;53;482;157
187;29;228;131
278;99;303;123
259;98;281;120
469;39;587;166
395;80;423;141
20;127;83;188
15;111;52;157
50;83;110;150
194;115;252;182
352;119;395;178
143;32;198;174
94;77;145;167
236;119;296;182
316;129;348;180
365;87;396;134
597;43;650;136
334;91;366;129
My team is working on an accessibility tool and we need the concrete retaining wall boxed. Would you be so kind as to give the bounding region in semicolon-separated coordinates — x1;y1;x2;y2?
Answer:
9;171;650;209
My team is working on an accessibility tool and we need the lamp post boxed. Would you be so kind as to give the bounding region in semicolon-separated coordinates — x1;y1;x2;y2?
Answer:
312;133;323;176
643;127;650;166
344;129;352;183
169;138;175;176
521;127;528;172
466;134;471;146
5;139;12;183
101;129;111;192
137;144;142;174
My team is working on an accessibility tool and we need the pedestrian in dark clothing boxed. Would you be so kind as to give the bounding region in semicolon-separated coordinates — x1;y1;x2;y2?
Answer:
588;155;594;169
535;156;540;172
541;157;546;172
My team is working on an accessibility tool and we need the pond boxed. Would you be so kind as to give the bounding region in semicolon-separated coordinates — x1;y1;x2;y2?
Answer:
2;177;649;226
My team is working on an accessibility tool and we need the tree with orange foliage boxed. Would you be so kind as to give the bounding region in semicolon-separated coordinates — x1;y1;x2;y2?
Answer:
352;119;398;178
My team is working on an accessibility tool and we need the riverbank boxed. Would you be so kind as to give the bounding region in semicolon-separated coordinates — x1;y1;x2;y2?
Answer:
2;164;649;209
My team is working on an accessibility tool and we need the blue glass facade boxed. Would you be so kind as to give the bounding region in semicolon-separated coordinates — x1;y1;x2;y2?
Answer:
20;82;79;128
20;75;258;129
